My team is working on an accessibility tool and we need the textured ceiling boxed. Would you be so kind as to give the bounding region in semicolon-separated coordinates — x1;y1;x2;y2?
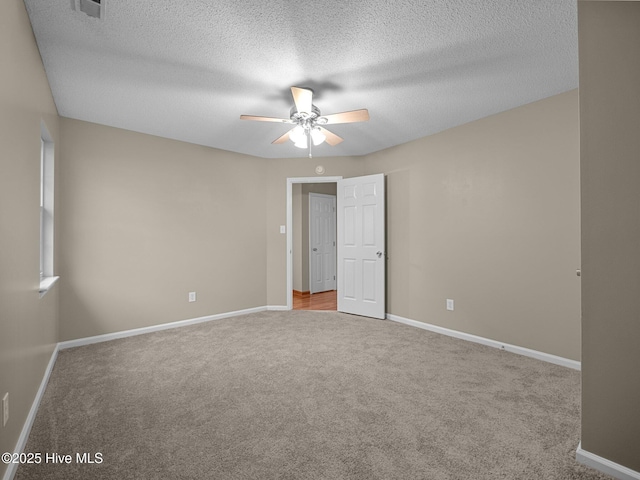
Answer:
23;0;578;158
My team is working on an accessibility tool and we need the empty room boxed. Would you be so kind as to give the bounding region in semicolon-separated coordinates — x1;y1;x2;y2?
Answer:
1;0;639;479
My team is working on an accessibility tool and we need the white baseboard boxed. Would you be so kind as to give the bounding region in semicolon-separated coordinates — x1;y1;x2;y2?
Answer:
577;442;640;480
58;306;268;350
3;344;60;480
386;313;581;370
267;305;289;311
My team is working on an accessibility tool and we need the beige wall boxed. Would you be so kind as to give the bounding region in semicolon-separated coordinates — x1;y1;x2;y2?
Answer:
579;1;640;472
364;90;582;360
0;0;60;475
58;118;268;340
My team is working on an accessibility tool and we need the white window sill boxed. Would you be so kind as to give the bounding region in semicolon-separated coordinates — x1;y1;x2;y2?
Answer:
39;276;60;298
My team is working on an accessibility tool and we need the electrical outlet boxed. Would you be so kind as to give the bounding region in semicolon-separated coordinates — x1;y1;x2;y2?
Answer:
188;292;196;302
2;392;8;427
446;299;454;311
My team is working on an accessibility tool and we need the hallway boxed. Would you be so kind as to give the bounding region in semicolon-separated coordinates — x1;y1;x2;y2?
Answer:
292;290;337;311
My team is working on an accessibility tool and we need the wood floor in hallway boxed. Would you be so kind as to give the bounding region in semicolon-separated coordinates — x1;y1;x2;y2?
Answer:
293;290;337;311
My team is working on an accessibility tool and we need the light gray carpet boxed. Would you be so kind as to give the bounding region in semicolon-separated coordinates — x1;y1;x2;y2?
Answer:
16;310;611;479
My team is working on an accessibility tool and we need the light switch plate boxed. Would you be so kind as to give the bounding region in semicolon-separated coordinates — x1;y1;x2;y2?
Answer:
446;299;454;311
280;225;286;234
188;292;196;302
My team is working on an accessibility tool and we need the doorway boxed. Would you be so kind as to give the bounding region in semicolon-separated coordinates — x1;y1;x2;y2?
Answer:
286;174;386;318
286;177;342;310
292;185;337;310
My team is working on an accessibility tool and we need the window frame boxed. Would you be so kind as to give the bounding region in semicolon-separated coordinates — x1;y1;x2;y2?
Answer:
39;121;58;297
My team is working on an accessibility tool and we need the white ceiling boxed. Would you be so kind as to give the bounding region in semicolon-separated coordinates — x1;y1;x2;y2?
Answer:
23;0;578;159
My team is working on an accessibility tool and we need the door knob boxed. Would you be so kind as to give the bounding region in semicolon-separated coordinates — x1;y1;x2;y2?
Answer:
313;248;318;252
376;251;383;258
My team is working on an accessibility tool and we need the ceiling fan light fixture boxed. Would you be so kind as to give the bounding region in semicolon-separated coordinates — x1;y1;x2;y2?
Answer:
310;128;326;146
289;125;304;143
294;136;308;149
291;126;308;148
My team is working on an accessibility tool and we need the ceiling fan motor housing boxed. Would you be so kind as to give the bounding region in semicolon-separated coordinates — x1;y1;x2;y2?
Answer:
290;105;328;137
290;104;321;121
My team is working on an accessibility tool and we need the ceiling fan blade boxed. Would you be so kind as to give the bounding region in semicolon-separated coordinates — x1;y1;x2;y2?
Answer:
319;127;344;146
240;115;292;123
322;109;370;124
272;129;292;144
291;87;313;115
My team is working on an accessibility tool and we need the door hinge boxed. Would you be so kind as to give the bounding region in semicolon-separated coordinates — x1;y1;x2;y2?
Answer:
334;275;336;280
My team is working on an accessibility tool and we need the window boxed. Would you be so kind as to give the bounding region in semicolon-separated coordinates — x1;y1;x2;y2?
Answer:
39;121;58;297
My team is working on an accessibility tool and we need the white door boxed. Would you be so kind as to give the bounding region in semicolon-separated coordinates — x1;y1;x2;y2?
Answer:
337;174;385;319
309;193;337;294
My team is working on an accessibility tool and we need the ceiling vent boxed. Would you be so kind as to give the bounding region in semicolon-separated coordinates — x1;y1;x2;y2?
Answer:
70;0;103;19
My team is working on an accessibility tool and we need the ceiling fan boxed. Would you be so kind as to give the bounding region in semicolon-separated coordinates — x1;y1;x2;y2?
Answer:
240;87;369;158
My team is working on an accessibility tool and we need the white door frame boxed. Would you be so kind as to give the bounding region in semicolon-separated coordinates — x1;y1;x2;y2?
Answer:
286;176;342;310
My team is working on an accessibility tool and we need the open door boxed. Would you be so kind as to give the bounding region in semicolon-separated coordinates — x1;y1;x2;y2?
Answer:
337;174;385;319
